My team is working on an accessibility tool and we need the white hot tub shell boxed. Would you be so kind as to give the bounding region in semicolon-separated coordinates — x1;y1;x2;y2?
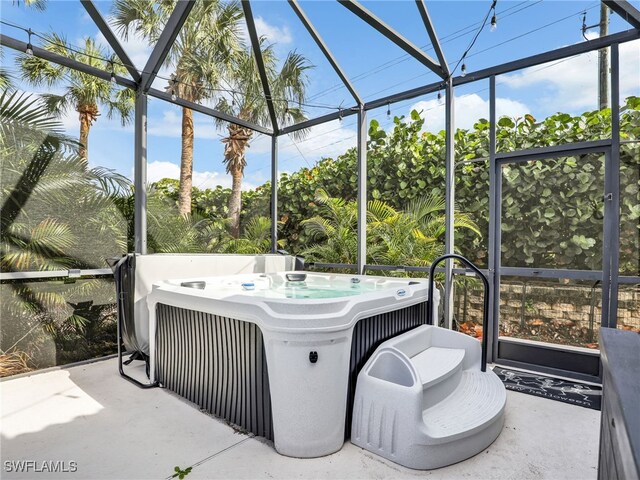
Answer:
147;272;439;458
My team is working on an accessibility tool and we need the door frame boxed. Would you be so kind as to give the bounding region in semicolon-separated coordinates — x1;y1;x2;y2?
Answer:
488;141;617;381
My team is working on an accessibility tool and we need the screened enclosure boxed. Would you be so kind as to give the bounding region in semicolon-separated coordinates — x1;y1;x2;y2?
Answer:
1;0;639;381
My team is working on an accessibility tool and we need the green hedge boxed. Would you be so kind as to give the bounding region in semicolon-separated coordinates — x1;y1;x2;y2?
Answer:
153;97;640;273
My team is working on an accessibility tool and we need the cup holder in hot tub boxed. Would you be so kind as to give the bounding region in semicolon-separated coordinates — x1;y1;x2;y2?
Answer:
180;281;206;289
286;273;307;282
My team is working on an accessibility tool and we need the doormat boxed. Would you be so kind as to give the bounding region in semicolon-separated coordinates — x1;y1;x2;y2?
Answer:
492;367;601;411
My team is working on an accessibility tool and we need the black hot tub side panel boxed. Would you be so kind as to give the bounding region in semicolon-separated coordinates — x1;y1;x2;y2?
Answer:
155;301;428;441
156;304;274;439
345;301;428;438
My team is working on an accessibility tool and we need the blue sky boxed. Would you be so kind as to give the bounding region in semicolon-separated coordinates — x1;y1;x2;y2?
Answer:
1;0;639;191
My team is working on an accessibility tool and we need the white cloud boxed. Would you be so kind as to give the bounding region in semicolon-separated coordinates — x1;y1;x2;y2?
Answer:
251;119;357;163
500;38;640;113
96;20;153;74
96;20;173;84
239;16;293;47
410;94;530;132
254;17;293;45
147;109;219;140
619;40;640;98
145;160;256;191
59;109;80;133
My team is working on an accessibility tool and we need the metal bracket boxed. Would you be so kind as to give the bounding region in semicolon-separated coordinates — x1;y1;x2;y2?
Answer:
68;269;81;278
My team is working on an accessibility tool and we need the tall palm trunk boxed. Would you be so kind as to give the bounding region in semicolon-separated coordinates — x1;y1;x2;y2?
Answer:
178;107;194;215
77;103;98;165
223;122;253;238
229;163;243;237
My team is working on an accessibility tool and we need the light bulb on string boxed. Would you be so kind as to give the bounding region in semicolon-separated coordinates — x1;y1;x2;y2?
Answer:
168;75;177;101
25;28;33;55
490;0;498;32
386;102;391;119
461;63;467;77
109;62;116;83
437;90;443;105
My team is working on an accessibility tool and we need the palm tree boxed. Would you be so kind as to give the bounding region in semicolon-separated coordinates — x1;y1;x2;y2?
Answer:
17;33;134;164
222;216;283;254
112;0;244;215
1;90;130;271
367;195;480;267
215;42;311;237
301;190;358;265
13;0;47;10
0;48;15;91
302;189;480;268
1;90;130;372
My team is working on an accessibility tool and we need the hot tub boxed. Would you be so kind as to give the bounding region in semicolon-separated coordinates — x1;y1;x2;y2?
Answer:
147;272;438;458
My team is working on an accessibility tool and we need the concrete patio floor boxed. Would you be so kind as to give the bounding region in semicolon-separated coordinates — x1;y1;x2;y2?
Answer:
1;357;600;480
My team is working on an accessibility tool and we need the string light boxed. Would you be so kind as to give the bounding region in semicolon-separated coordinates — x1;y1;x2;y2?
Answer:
109;61;116;83
2;5;589;115
338;108;343;123
581;11;599;41
168;74;177;101
452;0;496;77
437;90;443;104
306;0;542;104
386;102;391;119
490;0;498;32
2;20;347;113
25;28;33;55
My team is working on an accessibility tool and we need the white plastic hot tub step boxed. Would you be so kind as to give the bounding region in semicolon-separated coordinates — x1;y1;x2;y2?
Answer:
422;370;506;443
411;346;466;409
351;325;507;470
412;346;465;388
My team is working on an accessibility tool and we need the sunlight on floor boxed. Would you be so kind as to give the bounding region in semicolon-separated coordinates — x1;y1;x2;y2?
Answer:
0;370;103;440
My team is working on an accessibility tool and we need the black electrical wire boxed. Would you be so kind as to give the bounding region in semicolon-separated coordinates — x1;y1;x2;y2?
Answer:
306;0;543;102
451;0;497;77
0;19;343;112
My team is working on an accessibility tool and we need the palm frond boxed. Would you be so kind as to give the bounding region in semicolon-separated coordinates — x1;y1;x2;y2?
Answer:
0;91;77;151
40;94;71;118
106;87;135;126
